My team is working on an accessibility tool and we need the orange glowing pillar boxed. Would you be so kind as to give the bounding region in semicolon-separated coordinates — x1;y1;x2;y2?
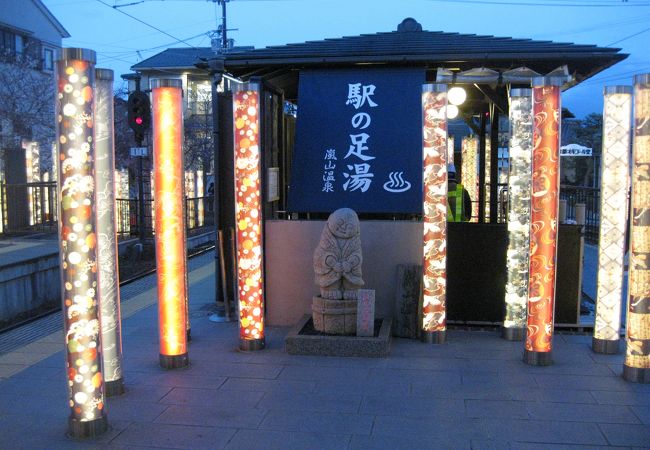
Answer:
421;84;448;344
233;83;265;351
151;79;189;368
524;76;562;366
55;48;108;438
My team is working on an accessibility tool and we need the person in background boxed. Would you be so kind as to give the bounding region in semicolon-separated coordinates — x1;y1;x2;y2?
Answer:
447;164;472;222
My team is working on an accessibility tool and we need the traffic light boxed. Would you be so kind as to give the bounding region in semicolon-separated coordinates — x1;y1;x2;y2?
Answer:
127;90;151;143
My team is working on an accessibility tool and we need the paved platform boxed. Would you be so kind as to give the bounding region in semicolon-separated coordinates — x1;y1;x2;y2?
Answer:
1;251;648;449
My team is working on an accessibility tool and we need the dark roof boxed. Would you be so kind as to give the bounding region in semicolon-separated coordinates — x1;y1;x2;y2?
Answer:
225;30;623;66
131;18;627;99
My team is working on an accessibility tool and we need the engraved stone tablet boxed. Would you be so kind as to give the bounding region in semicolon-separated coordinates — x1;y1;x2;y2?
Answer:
356;289;375;337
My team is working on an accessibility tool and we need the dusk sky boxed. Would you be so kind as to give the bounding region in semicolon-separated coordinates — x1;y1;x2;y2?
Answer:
43;0;650;118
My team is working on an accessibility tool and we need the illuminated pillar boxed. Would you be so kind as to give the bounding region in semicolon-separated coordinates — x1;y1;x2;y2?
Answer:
185;170;196;228
461;136;478;222
55;48;108;438
503;88;533;341
94;68;125;395
447;136;455;166
524;76;562;366
25;141;40;225
485;139;491;222
197;169;204;226
421;84;448;344
151;79;189;368
593;86;632;354
233;82;265;351
624;74;650;383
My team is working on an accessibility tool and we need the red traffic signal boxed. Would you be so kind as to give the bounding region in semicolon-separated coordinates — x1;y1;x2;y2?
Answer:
127;91;151;140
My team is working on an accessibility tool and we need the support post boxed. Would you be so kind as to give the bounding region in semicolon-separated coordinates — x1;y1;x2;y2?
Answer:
420;84;448;344
593;86;632;355
503;88;533;341
94;68;125;395
523;76;563;366
151;79;189;369
624;74;650;383
233;82;265;351
478;108;487;223
55;47;108;438
490;108;500;224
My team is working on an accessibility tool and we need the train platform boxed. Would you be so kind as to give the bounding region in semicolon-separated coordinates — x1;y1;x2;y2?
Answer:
0;250;648;449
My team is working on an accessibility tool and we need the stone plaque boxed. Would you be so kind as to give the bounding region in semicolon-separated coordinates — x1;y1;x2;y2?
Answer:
393;264;422;339
356;289;375;337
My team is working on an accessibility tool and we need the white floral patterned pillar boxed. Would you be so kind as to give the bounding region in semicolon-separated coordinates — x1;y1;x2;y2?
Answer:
593;86;632;355
55;48;108;438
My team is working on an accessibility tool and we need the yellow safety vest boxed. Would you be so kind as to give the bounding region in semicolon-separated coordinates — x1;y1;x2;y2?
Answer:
447;183;465;222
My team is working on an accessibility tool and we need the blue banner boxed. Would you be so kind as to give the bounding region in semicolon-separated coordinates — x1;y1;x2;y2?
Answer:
288;68;425;214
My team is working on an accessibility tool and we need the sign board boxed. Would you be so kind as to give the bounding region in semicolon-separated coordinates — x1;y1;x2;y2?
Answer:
288;68;425;214
356;289;376;337
130;146;148;157
560;144;592;157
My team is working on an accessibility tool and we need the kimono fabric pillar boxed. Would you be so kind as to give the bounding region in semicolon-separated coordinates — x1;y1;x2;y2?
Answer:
233;82;265;351
624;74;650;383
152;79;189;369
524;76;562;366
461;136;478;222
503;89;533;341
55;48;108;438
593;86;632;355
94;68;125;395
421;84;448;344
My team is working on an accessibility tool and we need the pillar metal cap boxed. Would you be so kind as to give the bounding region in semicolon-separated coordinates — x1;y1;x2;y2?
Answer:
532;75;565;87
510;88;532;98
634;73;650;85
422;83;448;93
57;48;96;64
150;78;183;89
604;85;632;95
95;68;114;81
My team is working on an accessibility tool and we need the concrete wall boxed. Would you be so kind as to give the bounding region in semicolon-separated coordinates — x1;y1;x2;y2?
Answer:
265;220;422;326
0;252;60;323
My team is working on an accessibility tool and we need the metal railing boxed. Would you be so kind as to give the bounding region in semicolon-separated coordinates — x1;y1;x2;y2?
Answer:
559;185;600;244
0;182;213;237
114;195;215;237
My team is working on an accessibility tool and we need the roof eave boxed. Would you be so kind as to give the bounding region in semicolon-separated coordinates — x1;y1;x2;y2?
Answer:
225;51;627;68
33;0;71;38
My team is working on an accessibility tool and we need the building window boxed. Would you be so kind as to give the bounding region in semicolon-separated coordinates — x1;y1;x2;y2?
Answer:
43;48;53;71
1;30;16;56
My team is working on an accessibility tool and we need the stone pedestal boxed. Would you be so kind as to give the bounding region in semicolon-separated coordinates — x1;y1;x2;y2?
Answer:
312;296;357;335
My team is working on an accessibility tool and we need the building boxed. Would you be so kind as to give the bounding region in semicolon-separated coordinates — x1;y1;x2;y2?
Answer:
0;0;69;231
131;18;626;326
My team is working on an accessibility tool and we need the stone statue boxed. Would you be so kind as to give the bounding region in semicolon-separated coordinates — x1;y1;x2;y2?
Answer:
313;208;364;300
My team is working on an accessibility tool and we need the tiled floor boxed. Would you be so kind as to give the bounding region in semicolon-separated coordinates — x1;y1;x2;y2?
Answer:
0;251;648;449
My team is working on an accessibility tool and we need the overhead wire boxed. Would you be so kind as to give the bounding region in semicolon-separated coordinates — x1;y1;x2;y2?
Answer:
426;0;650;6
95;0;197;47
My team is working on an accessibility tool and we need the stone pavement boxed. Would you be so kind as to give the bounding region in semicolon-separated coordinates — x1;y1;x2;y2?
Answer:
0;251;649;449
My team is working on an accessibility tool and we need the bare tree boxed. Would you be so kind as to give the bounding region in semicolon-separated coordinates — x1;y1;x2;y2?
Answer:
183;86;213;191
0;42;55;173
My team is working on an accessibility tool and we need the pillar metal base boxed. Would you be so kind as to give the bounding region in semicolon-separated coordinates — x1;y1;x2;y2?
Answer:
239;338;265;352
67;415;108;439
592;338;620;355
623;365;650;384
159;353;189;369
104;378;125;397
421;330;446;344
523;349;553;366
502;327;526;341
